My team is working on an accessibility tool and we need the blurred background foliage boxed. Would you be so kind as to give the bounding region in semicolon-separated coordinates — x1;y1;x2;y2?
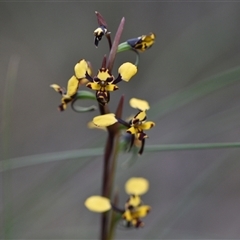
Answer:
1;1;240;239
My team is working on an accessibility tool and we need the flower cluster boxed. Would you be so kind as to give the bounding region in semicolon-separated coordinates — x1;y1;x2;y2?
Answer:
51;14;155;109
85;177;151;228
50;11;156;237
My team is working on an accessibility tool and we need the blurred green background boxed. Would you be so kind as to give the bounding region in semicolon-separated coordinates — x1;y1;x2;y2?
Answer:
1;1;240;239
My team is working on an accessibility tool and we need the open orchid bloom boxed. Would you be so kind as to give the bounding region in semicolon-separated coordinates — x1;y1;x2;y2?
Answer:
85;63;137;105
91;98;155;154
127;33;155;52
85;177;150;228
122;203;151;228
126;110;155;141
50;59;91;111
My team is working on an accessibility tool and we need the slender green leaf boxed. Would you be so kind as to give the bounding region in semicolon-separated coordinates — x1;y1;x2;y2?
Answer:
2;142;240;172
150;66;240;119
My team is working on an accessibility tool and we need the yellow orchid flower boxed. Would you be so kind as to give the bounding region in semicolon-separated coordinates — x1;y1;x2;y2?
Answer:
85;177;151;228
50;59;91;111
91;98;155;154
127;111;155;140
122;205;151;228
85;63;137;105
86;68;118;105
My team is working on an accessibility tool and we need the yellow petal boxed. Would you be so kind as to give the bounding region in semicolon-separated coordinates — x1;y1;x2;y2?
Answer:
86;82;101;91
87;121;107;131
140;121;155;130
133;111;147;122
135;205;151;218
122;209;133;221
74;59;90;79
79;78;89;85
105;84;118;91
97;69;113;81
129;98;150;111
93;113;117;127
125;177;149;195
66;75;79;97
118;62;137;82
126;126;137;135
126;195;142;208
84;196;111;213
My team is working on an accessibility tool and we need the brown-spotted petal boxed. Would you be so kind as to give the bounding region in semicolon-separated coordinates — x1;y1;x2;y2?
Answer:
135;205;151;218
74;59;91;79
126;126;137;135
66;75;79;97
105;84;118;91
140;121;155;130
86;82;101;91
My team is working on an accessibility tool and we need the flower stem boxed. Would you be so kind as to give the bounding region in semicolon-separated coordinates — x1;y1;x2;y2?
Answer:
100;96;124;240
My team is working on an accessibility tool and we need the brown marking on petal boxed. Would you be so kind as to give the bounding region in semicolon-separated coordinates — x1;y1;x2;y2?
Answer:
58;104;65;111
96;90;109;105
86;83;92;89
93;77;100;83
106;77;114;83
126;130;132;135
138;132;146;141
132;118;140;125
